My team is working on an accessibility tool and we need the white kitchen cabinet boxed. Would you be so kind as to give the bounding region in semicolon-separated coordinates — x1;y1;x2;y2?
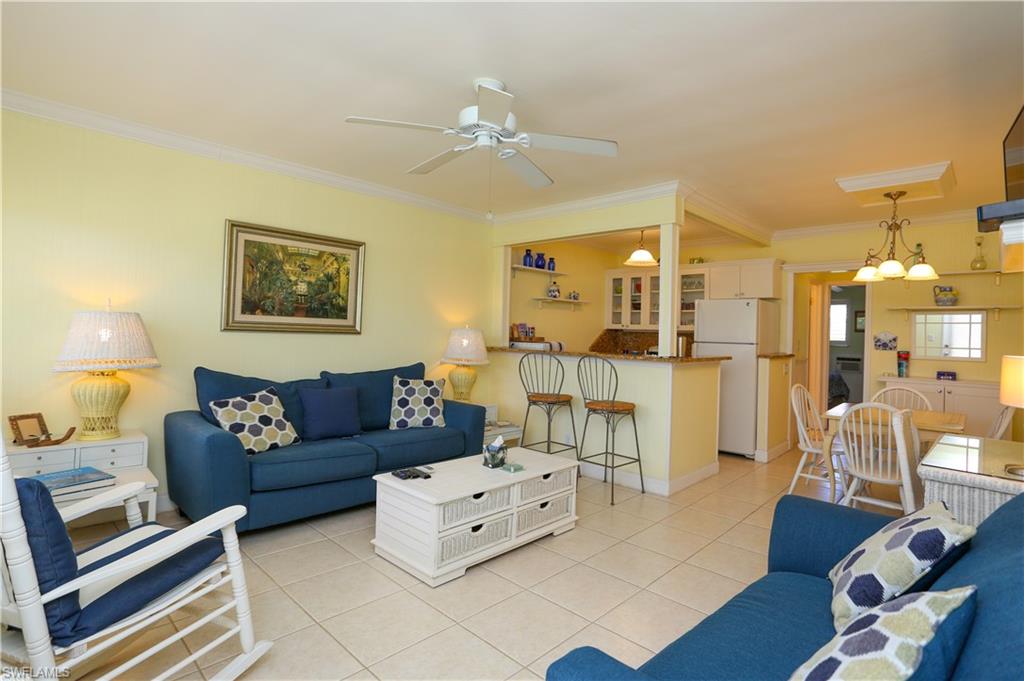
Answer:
879;377;1003;437
605;270;650;329
707;259;782;299
679;268;707;331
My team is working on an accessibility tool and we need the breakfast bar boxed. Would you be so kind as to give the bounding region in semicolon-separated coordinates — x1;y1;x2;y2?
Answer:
474;347;730;496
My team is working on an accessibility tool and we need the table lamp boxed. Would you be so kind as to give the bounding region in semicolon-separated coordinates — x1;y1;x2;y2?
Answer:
441;327;488;401
54;310;160;440
1000;355;1023;476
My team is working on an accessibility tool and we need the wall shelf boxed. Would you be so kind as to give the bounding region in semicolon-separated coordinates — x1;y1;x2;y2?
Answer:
887;305;1021;321
512;265;567;278
531;297;588;310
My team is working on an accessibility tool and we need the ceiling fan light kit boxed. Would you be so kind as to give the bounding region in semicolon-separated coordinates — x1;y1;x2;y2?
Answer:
853;191;938;283
346;77;618;193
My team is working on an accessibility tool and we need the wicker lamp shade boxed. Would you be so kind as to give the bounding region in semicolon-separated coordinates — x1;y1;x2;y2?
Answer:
54;311;160;372
54;311;159;440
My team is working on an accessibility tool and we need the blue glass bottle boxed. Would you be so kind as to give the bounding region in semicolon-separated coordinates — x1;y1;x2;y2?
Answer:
547;257;556;272
535;252;546;269
522;249;534;267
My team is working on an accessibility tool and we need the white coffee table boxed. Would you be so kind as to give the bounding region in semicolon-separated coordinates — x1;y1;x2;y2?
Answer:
372;447;578;586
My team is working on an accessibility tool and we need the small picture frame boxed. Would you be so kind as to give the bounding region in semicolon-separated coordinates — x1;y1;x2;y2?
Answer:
854;310;865;332
8;413;48;445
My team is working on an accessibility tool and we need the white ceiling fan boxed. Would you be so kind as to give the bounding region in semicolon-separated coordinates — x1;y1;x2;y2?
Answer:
346;78;618;189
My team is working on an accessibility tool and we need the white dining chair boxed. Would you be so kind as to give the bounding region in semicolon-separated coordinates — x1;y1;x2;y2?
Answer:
871;386;933;411
836;402;919;514
788;384;847;503
0;446;271;680
987;405;1015;440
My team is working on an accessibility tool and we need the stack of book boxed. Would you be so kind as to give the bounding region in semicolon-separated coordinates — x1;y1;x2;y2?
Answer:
31;466;116;498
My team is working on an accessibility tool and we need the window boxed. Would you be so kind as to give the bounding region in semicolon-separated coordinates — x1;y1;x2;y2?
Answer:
829;303;848;343
912;312;985;361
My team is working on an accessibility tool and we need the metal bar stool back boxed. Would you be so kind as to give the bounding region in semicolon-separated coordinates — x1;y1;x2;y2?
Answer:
577;355;644;504
518;352;579;457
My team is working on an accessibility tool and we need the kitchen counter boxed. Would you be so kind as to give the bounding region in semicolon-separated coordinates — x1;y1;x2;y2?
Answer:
489;346;730;364
757;353;795;359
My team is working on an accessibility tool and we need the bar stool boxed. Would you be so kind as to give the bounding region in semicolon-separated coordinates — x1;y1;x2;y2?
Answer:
518;352;579;457
577;356;644;505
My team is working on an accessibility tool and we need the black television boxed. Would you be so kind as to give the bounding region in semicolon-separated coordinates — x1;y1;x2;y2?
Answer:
978;104;1024;231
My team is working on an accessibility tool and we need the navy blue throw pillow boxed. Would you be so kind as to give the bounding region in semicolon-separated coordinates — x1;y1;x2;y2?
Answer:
321;363;425;431
298;386;362;440
15;478;81;642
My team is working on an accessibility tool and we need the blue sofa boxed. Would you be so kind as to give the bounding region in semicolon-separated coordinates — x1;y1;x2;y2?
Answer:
164;363;485;531
548;494;1023;681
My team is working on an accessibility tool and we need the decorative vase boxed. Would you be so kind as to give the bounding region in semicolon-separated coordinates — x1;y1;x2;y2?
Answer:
970;236;987;271
547;281;561;299
933;286;959;306
547;257;556;272
522;249;534;268
534;252;546;269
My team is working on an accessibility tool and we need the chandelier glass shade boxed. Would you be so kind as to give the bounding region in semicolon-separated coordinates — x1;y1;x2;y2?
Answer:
624;229;658;267
853;191;938;283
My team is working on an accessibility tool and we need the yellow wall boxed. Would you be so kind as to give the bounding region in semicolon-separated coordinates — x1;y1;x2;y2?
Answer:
756;357;793;458
508;241;620;352
2;112;493;496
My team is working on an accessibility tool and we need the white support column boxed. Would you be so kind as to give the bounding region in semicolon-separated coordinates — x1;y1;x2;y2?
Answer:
658;223;681;356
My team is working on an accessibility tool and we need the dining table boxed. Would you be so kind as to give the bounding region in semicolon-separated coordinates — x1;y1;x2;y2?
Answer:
819;402;968;503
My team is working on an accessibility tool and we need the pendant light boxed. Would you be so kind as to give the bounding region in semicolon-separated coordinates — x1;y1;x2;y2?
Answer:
624;229;658;267
853;191;938;283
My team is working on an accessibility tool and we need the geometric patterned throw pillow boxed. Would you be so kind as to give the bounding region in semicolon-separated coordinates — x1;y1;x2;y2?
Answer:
828;502;975;631
389;377;446;430
790;586;977;681
209;387;300;454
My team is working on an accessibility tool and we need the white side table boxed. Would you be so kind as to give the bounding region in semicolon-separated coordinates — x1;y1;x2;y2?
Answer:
483;424;524;446
8;429;158;522
918;434;1024;526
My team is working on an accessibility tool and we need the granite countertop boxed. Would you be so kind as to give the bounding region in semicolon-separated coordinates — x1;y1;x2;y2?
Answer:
758;353;796;359
489;346;731;364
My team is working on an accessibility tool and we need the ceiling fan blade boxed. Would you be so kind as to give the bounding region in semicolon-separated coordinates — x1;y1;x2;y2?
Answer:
345;116;450;133
500;149;553;189
525;132;618;157
477;85;514;128
407;147;468;175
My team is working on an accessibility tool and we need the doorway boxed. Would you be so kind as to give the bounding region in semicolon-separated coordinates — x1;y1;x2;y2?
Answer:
806;278;870;411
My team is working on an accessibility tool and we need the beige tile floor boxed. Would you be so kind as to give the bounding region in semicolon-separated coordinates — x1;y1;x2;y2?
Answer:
63;449;857;681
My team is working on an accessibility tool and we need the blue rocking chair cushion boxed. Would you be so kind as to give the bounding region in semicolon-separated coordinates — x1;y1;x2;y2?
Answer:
64;523;225;647
15;478;82;644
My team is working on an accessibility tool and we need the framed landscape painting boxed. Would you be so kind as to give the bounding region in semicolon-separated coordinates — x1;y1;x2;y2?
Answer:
222;220;364;333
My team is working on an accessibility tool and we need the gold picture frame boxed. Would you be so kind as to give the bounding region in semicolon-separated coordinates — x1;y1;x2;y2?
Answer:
222;219;365;333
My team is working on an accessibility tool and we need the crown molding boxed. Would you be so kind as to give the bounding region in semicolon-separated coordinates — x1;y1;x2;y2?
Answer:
492;181;681;224
678;183;773;245
835;161;952;193
771;208;977;242
2;89;488;222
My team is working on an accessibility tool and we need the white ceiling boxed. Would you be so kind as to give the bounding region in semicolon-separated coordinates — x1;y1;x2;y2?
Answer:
3;2;1022;230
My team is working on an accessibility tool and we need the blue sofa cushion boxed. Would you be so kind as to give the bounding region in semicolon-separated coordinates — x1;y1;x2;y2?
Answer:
638;572;836;681
322;363;425;431
195;366;326;437
298;386;361;440
67;523;224;647
356;427;465;471
249;438;377;491
934;494;1024;681
15;478;81;644
791;586;976;681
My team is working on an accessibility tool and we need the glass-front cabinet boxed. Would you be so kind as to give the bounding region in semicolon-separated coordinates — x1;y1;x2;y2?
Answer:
648;275;660;327
608;274;625;326
679;269;707;331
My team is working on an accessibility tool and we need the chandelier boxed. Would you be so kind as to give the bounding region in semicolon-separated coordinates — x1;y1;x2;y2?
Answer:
853;191;938;282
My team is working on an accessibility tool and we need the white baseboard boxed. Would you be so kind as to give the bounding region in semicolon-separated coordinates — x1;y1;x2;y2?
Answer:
579;459;720;498
667;461;720;495
156;493;177;514
754;440;791;464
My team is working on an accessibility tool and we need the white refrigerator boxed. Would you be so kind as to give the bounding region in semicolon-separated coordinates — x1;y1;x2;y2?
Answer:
693;299;780;458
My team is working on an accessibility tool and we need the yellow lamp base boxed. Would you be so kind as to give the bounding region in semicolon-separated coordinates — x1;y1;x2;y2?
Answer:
70;371;130;440
448;365;478;401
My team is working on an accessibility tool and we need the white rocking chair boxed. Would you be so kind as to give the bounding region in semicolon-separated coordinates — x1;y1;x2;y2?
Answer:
0;446;271;679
